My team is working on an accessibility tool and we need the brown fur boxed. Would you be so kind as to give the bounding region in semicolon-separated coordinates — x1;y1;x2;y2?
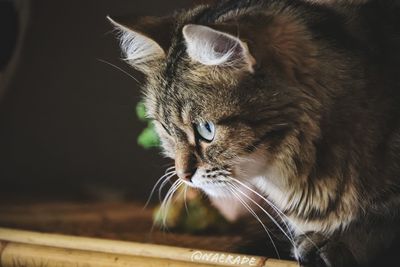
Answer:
110;0;400;266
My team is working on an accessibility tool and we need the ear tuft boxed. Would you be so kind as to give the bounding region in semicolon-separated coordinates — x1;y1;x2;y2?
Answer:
182;24;255;71
107;16;165;70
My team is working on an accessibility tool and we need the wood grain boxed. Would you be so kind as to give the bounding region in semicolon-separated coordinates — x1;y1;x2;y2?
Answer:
0;201;243;252
0;228;298;267
0;202;298;266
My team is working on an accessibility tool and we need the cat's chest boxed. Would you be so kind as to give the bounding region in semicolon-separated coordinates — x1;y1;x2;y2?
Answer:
251;176;353;235
252;176;292;212
253;177;323;235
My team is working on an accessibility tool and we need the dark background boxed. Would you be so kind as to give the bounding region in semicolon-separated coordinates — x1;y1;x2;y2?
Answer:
0;0;198;202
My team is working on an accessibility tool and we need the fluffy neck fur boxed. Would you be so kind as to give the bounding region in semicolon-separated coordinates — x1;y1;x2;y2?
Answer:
112;0;400;265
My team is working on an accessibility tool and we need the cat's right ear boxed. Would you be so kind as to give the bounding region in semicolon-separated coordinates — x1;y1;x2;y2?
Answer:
182;24;256;72
107;15;174;72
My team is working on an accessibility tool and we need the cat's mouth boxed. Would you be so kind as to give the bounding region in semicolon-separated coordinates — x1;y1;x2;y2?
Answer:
191;180;232;197
180;167;234;197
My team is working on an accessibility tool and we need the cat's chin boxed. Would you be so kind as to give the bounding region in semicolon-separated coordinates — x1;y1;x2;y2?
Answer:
183;170;233;198
199;185;232;198
187;180;231;198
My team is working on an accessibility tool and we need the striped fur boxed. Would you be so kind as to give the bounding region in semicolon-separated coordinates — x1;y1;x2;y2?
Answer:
111;0;400;266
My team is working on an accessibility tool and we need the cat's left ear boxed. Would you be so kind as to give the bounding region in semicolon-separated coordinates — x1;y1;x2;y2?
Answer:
107;15;174;72
182;24;256;72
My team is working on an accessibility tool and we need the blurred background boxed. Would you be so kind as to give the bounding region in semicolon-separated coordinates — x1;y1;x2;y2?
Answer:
0;0;202;202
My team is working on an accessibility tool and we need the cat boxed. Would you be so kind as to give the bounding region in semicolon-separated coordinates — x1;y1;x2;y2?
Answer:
109;0;400;266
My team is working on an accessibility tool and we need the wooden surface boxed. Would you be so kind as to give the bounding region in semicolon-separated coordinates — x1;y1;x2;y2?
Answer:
0;228;298;267
0;201;298;266
0;201;242;252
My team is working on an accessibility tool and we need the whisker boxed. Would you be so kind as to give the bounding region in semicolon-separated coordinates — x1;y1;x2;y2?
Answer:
183;185;189;213
230;180;294;240
231;178;292;224
230;178;319;251
149;178;180;234
163;181;183;227
165;166;176;172
159;179;183;228
229;181;296;248
159;172;177;201
144;169;176;209
227;185;281;259
97;58;141;85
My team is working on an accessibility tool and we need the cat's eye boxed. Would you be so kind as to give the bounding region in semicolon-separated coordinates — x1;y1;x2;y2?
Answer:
195;121;215;142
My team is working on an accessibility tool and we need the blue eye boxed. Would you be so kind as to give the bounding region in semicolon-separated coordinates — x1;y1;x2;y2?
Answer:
195;121;215;142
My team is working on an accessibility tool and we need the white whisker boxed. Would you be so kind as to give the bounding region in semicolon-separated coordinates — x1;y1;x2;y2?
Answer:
159;179;183;228
97;58;141;85
230;177;319;251
159;172;177;201
144;169;176;208
227;185;281;259
183;185;189;213
230;179;294;237
229;182;295;247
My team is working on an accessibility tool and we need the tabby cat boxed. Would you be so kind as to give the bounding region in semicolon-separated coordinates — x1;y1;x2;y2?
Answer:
109;0;400;266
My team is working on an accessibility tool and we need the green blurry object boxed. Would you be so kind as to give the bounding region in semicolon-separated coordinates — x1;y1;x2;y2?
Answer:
136;101;160;148
135;101;147;121
138;123;160;149
152;187;229;234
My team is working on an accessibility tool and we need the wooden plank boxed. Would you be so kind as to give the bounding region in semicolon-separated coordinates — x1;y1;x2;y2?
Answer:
0;241;219;267
0;201;244;252
0;228;298;267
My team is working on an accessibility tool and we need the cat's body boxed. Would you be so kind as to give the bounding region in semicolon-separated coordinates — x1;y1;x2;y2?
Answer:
110;0;400;266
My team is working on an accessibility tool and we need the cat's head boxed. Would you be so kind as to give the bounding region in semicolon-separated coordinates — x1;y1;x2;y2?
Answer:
109;3;323;198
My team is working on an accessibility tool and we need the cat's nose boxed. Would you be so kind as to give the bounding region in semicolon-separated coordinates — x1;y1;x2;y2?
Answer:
176;167;197;182
175;148;197;182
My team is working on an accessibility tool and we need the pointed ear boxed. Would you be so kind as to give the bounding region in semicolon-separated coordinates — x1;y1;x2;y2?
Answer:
107;15;174;72
182;24;255;72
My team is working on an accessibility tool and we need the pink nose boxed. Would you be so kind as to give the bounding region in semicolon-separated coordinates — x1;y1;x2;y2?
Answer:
175;148;197;182
177;169;196;182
